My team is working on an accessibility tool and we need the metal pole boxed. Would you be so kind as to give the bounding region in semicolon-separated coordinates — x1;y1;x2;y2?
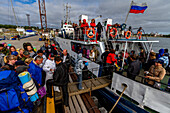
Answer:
10;0;18;27
125;1;133;24
146;42;153;63
122;41;127;68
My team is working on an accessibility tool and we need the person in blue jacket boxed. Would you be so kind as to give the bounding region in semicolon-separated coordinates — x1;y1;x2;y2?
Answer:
28;56;43;88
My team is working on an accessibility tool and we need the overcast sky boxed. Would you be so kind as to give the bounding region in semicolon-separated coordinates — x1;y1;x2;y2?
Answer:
0;0;170;34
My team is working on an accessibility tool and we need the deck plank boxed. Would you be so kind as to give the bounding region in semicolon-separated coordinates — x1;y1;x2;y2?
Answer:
69;97;76;113
72;96;82;113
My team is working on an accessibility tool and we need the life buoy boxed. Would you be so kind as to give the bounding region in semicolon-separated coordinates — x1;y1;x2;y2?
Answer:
125;31;131;39
110;28;117;38
86;28;95;38
137;31;142;39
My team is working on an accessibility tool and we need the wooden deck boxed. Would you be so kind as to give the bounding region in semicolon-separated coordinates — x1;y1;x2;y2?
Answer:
54;76;111;101
68;76;111;96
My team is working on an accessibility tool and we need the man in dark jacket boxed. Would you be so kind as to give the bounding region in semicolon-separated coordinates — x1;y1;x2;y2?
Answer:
61;49;71;70
127;55;141;80
96;22;103;40
46;56;69;106
101;48;110;66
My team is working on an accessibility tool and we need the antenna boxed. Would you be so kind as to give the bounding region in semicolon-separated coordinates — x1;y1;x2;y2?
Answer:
64;3;71;24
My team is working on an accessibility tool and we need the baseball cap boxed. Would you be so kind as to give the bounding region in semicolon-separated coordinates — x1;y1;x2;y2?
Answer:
11;51;18;56
23;51;30;55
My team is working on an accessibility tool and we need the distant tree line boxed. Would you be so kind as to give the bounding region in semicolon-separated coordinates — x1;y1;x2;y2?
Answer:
0;24;39;30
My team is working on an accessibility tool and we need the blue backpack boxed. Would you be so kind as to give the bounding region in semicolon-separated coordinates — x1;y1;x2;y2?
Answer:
0;70;20;111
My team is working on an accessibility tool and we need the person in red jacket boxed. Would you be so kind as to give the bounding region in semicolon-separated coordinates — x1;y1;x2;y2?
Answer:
106;49;117;77
81;19;89;41
90;19;96;28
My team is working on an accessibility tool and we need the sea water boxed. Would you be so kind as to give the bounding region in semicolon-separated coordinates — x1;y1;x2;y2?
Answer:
148;37;170;53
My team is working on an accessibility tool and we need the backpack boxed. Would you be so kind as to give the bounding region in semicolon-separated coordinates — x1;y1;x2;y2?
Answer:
0;70;20;111
0;70;33;113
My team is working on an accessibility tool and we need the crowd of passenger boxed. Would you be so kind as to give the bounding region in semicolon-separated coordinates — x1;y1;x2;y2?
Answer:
0;39;170;112
0;41;76;112
101;47;170;90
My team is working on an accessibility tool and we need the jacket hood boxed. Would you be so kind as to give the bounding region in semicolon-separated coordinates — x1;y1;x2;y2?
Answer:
159;49;164;56
77;53;82;60
83;19;86;23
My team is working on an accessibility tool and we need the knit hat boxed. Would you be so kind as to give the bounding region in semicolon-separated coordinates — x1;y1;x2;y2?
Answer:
15;60;27;66
16;66;29;73
155;59;164;65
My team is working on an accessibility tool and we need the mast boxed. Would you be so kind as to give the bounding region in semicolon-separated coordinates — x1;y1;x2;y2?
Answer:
38;0;47;31
10;0;18;27
125;1;133;24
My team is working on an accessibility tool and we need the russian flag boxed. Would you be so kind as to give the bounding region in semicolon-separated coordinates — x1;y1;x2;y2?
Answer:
129;2;148;14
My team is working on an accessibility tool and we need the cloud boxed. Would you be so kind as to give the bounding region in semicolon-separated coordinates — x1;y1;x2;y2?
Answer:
0;0;170;34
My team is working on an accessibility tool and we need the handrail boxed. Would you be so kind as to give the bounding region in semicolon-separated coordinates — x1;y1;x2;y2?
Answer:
69;64;170;92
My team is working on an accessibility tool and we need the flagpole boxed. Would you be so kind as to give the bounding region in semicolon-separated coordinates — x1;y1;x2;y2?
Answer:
125;0;133;24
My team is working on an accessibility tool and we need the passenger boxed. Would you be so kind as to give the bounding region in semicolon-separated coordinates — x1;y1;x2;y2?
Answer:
80;19;89;41
101;48;110;66
82;61;89;80
96;22;103;40
86;49;90;59
28;56;43;88
56;47;62;56
90;19;96;28
41;42;52;58
82;46;87;57
0;44;5;67
43;53;60;92
74;24;79;39
92;46;100;60
159;53;169;68
5;55;17;70
138;49;146;68
1;42;8;55
75;53;84;89
164;48;169;56
127;50;136;65
145;59;166;88
61;49;71;71
127;55;141;80
27;45;36;58
137;27;142;33
34;50;47;68
79;19;82;27
157;48;164;59
72;44;75;52
41;46;47;57
14;60;27;69
9;45;16;55
89;49;95;61
106;49;117;76
18;48;24;59
46;56;69;106
78;46;83;54
25;58;33;65
21;51;30;62
11;51;21;60
144;52;156;71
